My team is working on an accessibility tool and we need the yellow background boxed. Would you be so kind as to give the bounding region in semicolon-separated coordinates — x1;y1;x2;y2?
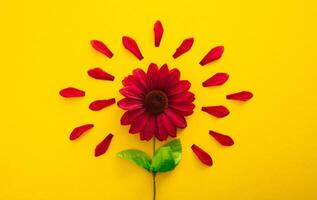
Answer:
1;0;317;199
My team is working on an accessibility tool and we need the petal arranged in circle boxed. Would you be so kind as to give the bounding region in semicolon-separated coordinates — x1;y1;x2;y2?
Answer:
95;133;113;157
165;108;187;128
59;87;85;98
88;67;114;81
191;144;213;166
154;20;163;47
201;106;230;118
168;80;191;96
140;115;155;141
69;124;94;140
146;63;159;89
173;38;194;59
156;115;169;141
129;113;149;134
119;87;143;100
89;98;116;111
199;46;224;66
226;91;253;101
202;73;229;87
209;130;234;146
120;109;145;125
90;40;113;58
117;98;143;110
122;36;144;60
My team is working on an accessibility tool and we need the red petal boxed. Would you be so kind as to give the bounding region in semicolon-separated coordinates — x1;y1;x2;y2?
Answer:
191;144;213;166
154;20;163;47
202;73;229;87
209;130;234;146
59;87;85;98
201;106;230;118
173;38;194;59
199;46;224;66
89;98;116;111
88;68;114;81
122;36;144;60
90;40;113;58
69;124;94;140
95;133;113;157
226;91;253;101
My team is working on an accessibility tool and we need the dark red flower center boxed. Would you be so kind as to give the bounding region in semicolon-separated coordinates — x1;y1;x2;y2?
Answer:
144;90;168;115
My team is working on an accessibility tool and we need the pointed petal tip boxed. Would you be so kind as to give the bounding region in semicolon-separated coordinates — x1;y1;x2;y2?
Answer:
69;124;94;140
226;91;253;101
191;144;213;166
209;130;234;146
87;68;114;81
200;46;224;66
89;98;116;111
59;87;85;98
95;133;114;157
90;40;113;58
201;106;230;118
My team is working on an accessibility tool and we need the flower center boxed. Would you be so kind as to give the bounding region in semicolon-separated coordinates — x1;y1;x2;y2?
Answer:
144;90;168;115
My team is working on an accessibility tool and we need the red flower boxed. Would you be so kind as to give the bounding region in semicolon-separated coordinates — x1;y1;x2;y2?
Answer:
118;63;195;141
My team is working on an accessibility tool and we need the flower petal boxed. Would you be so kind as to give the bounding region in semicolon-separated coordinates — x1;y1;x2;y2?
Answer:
119;88;143;100
191;144;213;166
201;106;230;118
59;87;85;98
69;124;94;140
90;40;113;58
157;64;169;90
156;115;169;141
202;73;229;87
168;80;191;96
120;109;145;125
129;113;149;134
169;92;195;103
140;115;155;141
173;38;194;59
165;108;187;128
146;63;159;90
95;133;113;157
132;68;149;92
117;98;143;110
88;67;114;81
226;91;253;101
209;130;234;146
166;68;181;86
160;113;176;137
170;103;195;116
199;46;224;66
122;36;143;60
154;20;163;47
89;98;116;111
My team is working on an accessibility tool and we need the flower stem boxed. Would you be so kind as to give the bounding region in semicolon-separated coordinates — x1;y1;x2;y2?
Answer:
152;138;156;200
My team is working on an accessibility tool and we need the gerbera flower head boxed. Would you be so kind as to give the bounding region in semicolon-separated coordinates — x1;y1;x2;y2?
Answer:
118;63;195;141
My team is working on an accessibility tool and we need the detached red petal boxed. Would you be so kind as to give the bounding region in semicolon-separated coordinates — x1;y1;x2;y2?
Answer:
122;36;144;60
203;73;229;87
91;40;113;58
95;133;113;157
88;68;114;81
191;144;213;166
59;87;85;98
154;20;163;47
226;91;253;101
89;98;116;111
173;38;194;59
69;124;94;140
201;106;230;118
200;46;224;66
209;130;234;146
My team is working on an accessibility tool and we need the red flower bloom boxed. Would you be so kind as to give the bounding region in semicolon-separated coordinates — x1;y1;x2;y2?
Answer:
118;63;195;141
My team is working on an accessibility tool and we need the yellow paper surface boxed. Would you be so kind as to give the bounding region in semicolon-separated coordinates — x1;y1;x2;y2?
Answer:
1;0;317;199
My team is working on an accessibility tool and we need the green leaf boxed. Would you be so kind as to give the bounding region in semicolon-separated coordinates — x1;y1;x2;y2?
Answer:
117;149;152;171
151;139;182;173
151;146;175;172
161;139;182;165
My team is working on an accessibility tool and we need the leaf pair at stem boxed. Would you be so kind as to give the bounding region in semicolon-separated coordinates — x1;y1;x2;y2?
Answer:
117;139;182;173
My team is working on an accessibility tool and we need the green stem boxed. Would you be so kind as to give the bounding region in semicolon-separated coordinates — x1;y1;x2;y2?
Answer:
152;138;156;200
